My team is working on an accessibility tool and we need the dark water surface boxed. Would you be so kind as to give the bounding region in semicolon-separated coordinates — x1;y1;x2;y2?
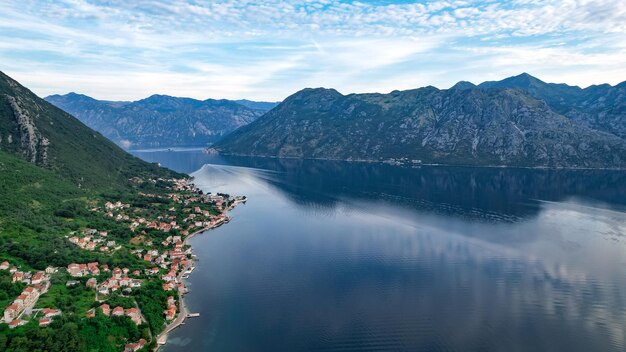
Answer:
133;150;626;352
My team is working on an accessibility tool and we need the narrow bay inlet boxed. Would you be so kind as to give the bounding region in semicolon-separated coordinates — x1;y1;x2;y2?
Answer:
133;150;626;352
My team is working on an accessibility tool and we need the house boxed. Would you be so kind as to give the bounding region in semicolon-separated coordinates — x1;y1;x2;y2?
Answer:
66;280;80;287
13;294;28;308
124;339;147;352
161;271;176;281
125;308;141;325
67;263;82;277
98;286;110;295
38;317;52;327
112;268;122;279
0;261;9;270
3;304;19;322
12;272;24;283
31;271;45;285
99;304;110;316
41;308;60;318
164;307;176;320
8;319;26;329
86;278;97;288
112;306;124;316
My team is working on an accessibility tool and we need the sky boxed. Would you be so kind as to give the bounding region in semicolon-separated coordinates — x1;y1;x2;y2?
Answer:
0;0;625;101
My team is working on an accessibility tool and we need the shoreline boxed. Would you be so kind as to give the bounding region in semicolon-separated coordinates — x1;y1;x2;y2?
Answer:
153;198;243;350
215;152;626;171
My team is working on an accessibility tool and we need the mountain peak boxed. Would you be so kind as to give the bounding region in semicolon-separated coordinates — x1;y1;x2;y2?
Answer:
449;81;476;90
284;87;343;103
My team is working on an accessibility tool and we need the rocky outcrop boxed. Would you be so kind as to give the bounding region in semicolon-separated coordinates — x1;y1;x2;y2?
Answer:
5;95;49;165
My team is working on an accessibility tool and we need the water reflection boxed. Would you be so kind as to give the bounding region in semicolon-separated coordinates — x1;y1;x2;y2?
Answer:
132;151;626;352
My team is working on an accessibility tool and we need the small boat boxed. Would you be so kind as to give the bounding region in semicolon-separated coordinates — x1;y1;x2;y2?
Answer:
187;313;200;318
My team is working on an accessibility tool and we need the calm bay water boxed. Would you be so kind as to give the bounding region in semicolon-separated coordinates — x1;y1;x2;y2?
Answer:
134;150;626;352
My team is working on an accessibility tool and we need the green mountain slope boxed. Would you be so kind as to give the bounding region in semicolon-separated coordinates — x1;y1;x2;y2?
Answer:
0;73;218;352
0;71;179;189
214;86;626;168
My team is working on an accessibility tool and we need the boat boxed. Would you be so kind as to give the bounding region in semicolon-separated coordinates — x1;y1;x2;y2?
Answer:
187;313;200;318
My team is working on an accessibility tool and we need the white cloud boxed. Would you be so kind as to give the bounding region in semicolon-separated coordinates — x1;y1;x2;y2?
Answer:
0;0;625;100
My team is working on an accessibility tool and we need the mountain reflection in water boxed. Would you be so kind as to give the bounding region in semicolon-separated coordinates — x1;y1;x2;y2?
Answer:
132;150;626;352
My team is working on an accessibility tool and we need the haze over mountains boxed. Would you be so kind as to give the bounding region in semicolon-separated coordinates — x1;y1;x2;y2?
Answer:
214;73;626;169
45;93;278;149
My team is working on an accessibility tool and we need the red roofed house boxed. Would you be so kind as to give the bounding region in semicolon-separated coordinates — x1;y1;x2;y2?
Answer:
125;308;141;325
112;306;124;316
124;338;147;352
31;271;45;285
39;317;52;327
100;304;110;316
3;304;19;322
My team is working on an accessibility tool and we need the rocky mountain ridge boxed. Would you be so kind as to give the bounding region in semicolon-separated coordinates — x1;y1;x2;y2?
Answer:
453;73;626;139
214;75;626;169
45;93;278;149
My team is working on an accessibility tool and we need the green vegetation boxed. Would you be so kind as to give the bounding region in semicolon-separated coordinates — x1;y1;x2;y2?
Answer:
0;72;229;351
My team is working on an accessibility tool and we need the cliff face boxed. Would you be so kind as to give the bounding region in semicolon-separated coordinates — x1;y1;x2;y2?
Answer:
214;85;626;168
45;93;278;149
4;95;49;165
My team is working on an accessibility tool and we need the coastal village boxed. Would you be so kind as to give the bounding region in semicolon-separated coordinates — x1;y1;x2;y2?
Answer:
0;177;245;351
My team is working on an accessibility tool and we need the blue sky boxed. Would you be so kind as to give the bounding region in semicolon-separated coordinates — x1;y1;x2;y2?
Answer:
1;0;625;101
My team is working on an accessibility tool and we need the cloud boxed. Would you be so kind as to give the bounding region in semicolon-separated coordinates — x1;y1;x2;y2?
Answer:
0;0;625;100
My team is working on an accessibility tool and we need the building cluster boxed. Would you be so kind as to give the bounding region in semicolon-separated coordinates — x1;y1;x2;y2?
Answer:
67;228;120;252
66;263;143;296
87;303;142;325
2;262;56;328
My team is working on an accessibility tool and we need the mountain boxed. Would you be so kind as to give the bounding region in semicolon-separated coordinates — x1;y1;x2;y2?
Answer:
0;72;177;189
213;85;626;169
451;73;626;139
45;93;276;149
449;81;477;90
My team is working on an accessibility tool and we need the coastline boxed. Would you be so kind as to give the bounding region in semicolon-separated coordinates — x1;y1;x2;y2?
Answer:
154;198;244;350
215;152;626;171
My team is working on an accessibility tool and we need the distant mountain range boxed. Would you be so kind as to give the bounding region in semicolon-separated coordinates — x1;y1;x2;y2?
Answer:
45;93;278;149
214;73;626;169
